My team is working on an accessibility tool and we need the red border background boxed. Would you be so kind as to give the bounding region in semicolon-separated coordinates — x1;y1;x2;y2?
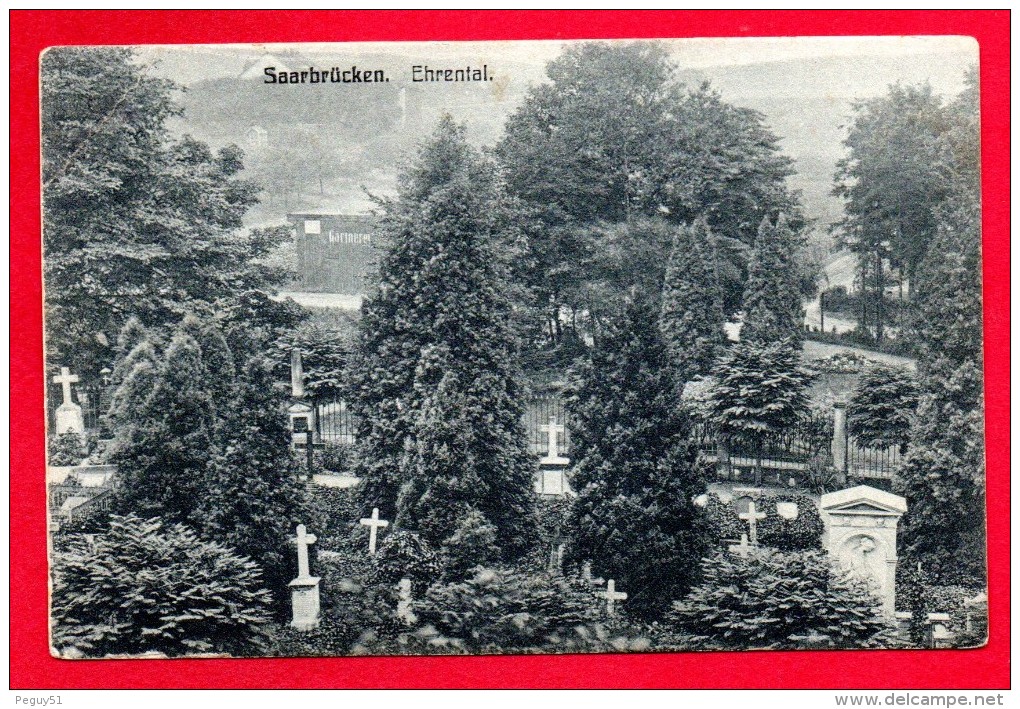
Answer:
10;10;1009;689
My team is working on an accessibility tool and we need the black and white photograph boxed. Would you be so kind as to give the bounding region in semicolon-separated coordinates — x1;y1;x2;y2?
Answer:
43;36;987;659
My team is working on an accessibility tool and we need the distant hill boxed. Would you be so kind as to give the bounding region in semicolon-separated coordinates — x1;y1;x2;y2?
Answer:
159;47;973;231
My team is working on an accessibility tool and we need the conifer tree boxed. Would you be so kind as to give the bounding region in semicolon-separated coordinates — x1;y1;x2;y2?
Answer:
742;215;804;346
707;340;812;485
659;218;726;383
349;117;537;558
896;180;985;584
565;294;709;620
109;332;217;521
196;356;306;603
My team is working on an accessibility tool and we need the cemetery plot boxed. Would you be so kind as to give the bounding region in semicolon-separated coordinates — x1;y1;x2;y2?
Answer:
41;37;986;660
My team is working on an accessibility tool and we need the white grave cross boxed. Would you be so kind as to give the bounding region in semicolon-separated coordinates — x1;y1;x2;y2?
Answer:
728;532;751;558
53;367;79;405
600;579;627;616
292;524;317;578
396;577;417;625
539;416;569;465
739;501;767;545
360;507;390;555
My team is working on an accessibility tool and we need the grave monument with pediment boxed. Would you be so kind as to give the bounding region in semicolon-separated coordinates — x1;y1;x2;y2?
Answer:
820;485;907;619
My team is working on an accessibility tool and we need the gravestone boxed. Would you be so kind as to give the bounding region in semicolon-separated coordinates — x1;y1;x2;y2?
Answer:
820;485;907;619
289;524;320;631
287;349;317;447
539;416;569;466
359;507;389;555
728;533;751;558
964;591;988;639
396;578;417;625
925;612;953;648
739;500;767;545
776;501;799;519
600;579;627;616
536;415;571;496
52;367;85;435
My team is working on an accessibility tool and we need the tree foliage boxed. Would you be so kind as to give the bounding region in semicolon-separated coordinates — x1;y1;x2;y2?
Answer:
51;514;272;658
832;73;979;341
106;316;305;604
741;215;804;346
659;218;726;383
847;365;918;449
41;47;295;376
565;294;709;620
706;340;812;482
895;72;984;586
496;41;804;326
348;117;536;559
667;549;894;649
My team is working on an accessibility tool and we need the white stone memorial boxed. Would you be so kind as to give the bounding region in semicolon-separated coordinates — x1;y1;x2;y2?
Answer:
728;532;751;558
52;367;85;435
600;579;627;616
539;416;569;466
359;507;389;555
396;578;417;625
739;500;767;545
820;485;907;619
288;523;320;631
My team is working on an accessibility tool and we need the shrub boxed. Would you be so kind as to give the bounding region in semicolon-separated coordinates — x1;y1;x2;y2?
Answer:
373;530;442;594
303;486;360;551
667;549;895;650
51;514;272;658
408;567;653;654
439;510;501;580
756;495;824;551
48;431;85;466
314;441;352;474
847;365;918;449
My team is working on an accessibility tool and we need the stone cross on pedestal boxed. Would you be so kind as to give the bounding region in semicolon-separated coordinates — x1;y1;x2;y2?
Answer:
288;523;320;631
600;579;627;616
739;501;767;545
396;577;417;625
360;507;389;555
52;366;85;435
539;416;569;465
54;367;78;404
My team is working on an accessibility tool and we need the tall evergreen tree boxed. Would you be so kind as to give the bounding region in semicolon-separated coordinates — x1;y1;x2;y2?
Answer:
349;117;537;558
195;356;306;604
565;294;709;620
741;215;804;346
109;332;216;521
896;175;984;584
659;218;726;383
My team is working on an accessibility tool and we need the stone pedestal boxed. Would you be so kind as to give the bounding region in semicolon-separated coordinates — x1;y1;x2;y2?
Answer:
289;576;321;631
820;485;907;619
54;403;85;435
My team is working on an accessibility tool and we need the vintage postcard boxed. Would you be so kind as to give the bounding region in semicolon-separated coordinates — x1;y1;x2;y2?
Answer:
42;36;987;660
